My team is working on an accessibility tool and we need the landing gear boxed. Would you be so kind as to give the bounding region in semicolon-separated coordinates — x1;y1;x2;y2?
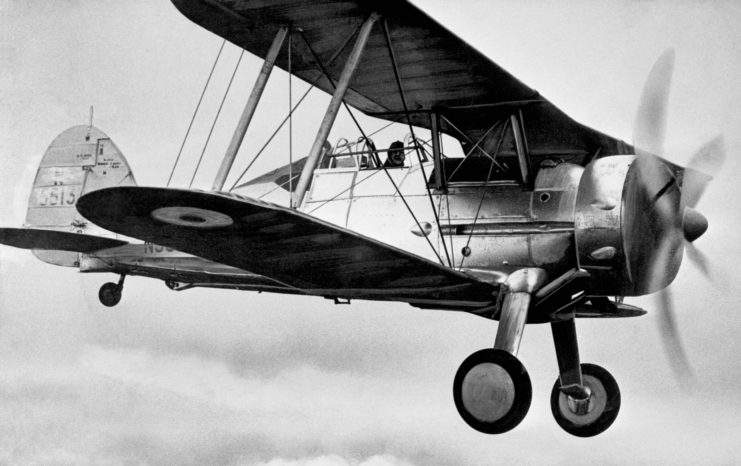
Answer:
453;349;531;434
550;314;620;437
550;363;620;437
98;275;125;307
452;266;622;436
453;268;545;434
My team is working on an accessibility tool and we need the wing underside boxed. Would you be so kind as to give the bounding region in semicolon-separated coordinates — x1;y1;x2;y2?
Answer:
76;187;498;310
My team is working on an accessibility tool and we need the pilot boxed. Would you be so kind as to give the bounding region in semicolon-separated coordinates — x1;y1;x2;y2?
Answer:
384;140;405;167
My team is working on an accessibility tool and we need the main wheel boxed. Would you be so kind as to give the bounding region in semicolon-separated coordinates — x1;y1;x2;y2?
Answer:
453;349;532;434
550;363;620;437
98;282;122;307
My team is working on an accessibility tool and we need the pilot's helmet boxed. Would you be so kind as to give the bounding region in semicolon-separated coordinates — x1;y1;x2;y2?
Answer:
387;140;405;167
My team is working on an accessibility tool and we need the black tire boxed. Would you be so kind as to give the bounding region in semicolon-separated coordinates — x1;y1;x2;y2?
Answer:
550;363;621;437
98;282;122;307
453;349;532;434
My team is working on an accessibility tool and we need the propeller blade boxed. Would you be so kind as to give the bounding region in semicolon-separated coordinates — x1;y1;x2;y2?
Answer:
656;287;695;388
681;136;726;209
632;50;678;225
688;135;726;177
685;242;710;279
633;48;675;157
645;234;693;386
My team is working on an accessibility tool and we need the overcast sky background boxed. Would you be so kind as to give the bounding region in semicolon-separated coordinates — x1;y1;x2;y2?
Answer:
2;0;741;464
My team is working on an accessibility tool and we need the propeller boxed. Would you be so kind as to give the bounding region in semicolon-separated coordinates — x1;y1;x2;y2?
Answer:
631;49;725;386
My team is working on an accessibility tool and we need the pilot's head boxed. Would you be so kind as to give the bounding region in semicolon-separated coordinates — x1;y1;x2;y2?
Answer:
386;140;405;167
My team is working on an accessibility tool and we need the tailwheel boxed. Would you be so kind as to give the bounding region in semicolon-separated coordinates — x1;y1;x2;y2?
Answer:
98;275;125;307
550;363;620;437
453;349;532;434
98;282;122;307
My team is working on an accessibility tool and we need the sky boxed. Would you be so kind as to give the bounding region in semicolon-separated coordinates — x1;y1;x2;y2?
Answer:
1;0;741;464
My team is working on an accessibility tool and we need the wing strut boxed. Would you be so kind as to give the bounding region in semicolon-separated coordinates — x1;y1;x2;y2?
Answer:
212;26;289;191
430;112;444;190
292;13;380;207
510;111;531;187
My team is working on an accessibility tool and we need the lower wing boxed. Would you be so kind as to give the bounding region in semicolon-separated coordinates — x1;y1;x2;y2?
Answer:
76;187;498;309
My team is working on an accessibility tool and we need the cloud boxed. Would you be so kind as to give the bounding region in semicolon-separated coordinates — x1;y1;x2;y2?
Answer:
253;455;415;466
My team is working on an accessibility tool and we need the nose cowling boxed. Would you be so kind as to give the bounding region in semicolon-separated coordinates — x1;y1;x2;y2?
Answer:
574;155;686;296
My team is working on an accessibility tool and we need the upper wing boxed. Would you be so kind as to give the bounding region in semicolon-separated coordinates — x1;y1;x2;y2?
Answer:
171;0;632;168
0;228;128;252
76;187;498;309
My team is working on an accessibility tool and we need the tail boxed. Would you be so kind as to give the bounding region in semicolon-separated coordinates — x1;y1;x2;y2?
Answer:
18;124;136;266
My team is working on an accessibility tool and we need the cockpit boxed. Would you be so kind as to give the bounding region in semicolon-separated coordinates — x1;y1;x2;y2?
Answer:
316;134;520;187
318;136;423;171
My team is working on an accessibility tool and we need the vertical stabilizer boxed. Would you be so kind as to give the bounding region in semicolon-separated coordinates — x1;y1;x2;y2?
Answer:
25;125;137;266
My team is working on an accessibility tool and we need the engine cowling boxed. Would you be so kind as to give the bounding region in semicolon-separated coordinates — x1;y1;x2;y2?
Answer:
575;155;684;296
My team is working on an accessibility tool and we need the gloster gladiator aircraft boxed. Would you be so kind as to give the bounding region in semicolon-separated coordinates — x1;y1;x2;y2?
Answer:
0;0;725;437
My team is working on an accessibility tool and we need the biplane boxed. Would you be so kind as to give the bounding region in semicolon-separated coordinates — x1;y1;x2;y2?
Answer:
0;0;725;437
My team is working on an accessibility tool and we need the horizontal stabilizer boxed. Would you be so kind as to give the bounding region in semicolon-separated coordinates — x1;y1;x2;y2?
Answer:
0;228;128;252
77;187;497;307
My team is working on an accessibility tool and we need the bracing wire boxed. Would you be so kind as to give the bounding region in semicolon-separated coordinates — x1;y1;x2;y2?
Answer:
167;40;226;187
381;19;452;268
458;122;508;270
447;120;503;182
458;159;496;270
288;30;293;206
188;50;245;189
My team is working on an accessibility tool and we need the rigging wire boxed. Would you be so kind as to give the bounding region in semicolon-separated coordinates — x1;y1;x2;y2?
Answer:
228;26;361;191
297;29;448;268
458;122;508;270
381;19;452;268
188;49;245;189
288;30;294;206
447;121;502;182
442;115;507;172
167;40;226;187
458;159;496;270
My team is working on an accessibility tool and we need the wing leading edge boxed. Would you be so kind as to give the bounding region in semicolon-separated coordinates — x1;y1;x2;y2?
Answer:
76;187;498;310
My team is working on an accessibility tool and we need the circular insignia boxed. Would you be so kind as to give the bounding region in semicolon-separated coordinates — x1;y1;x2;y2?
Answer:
151;206;233;228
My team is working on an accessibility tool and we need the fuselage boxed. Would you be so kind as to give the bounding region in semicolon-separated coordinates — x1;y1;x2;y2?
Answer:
80;151;683;301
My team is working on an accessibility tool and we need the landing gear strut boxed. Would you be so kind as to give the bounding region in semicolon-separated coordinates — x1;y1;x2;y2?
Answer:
99;275;125;307
550;314;620;437
453;268;545;434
